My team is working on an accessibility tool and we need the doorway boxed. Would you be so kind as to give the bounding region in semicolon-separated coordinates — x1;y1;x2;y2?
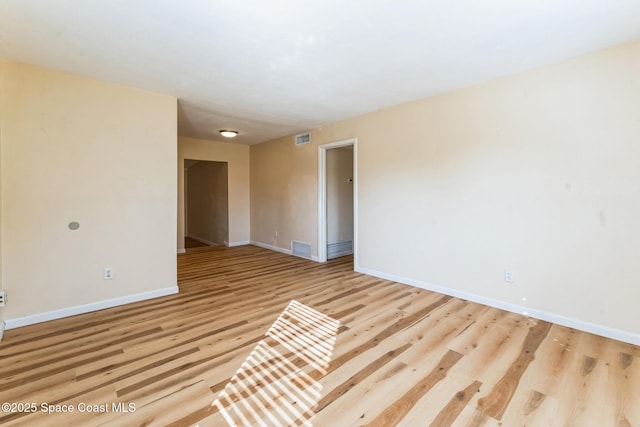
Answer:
318;138;357;264
184;159;229;249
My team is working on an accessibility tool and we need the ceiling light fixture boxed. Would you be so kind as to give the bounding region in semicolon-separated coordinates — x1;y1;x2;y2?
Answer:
219;130;238;138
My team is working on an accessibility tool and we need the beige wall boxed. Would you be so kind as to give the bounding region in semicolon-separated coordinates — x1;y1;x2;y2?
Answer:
178;137;249;249
0;62;177;321
0;61;4;328
327;148;353;244
250;39;640;338
250;136;318;250
186;161;229;245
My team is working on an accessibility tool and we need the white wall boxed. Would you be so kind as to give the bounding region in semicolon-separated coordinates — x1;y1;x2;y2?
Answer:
353;40;640;340
250;39;640;343
0;62;177;324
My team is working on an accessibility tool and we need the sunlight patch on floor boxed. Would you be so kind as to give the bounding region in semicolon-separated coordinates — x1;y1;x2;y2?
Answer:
211;300;340;426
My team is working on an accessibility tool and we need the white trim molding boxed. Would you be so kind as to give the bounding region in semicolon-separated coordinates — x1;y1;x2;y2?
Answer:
0;320;5;342
4;286;179;330
226;240;250;247
251;240;292;255
177;248;186;254
318;138;358;265
187;235;219;247
250;241;319;262
356;265;640;346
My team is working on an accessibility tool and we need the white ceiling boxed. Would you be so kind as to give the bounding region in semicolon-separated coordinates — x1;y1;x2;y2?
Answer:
2;1;640;145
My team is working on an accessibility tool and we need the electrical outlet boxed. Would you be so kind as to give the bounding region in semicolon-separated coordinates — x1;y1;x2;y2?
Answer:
0;290;6;307
104;267;113;280
504;269;514;284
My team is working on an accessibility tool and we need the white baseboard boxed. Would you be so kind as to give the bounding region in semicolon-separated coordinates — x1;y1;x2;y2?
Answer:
226;240;250;247
356;266;640;346
250;240;319;262
4;286;179;330
187;235;220;247
251;240;292;255
177;248;186;254
0;320;4;342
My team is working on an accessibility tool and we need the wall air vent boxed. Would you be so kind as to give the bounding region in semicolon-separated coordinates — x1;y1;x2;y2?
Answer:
327;240;353;259
291;240;312;259
295;133;311;145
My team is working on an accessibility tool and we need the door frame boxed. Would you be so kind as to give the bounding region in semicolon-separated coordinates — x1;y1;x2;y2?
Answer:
318;138;358;264
182;159;230;249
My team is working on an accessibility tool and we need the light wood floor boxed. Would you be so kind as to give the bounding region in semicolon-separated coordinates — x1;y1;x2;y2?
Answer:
1;245;638;426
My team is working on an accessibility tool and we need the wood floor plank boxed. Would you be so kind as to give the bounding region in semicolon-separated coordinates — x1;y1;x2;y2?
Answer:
523;324;581;397
476;319;552;420
452;312;532;388
558;353;612;426
614;356;640;426
0;245;637;426
427;378;483;427
100;380;215;426
315;343;413;412
361;350;464;426
500;386;560;427
449;406;501;427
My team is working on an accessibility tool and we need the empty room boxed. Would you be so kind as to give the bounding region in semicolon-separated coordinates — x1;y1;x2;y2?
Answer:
0;1;639;426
